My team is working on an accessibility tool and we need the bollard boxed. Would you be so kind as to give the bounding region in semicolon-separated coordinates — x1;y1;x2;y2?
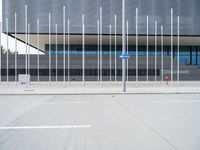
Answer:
164;75;169;85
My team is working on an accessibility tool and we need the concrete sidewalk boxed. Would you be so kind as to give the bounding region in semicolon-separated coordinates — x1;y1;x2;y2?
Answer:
0;81;200;95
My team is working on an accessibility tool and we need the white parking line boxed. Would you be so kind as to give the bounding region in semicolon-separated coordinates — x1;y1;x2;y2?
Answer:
0;125;91;130
45;102;88;104
154;100;200;103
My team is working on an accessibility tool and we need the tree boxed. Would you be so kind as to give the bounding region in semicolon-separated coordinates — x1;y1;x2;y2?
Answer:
1;46;5;54
0;46;16;55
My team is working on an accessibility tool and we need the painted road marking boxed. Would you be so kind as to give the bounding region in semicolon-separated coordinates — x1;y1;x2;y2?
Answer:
154;100;200;103
0;125;91;130
45;102;88;104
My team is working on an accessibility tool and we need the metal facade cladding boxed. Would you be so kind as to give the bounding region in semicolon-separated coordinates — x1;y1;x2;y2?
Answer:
2;0;200;36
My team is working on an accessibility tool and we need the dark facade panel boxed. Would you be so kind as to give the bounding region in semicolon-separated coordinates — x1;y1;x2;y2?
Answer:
3;0;200;35
1;54;200;81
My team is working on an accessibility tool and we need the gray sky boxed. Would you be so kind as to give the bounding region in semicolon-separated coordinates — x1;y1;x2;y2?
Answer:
0;0;40;54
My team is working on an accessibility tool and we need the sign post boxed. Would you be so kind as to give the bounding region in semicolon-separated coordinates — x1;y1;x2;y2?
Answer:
120;54;130;60
122;0;126;92
120;54;130;92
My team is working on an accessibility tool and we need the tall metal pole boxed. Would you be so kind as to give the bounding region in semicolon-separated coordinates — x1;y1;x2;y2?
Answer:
97;20;100;82
161;25;164;82
100;7;102;83
155;21;157;82
28;24;30;83
25;5;28;88
67;1;70;83
82;14;85;83
115;15;117;83
68;19;70;83
171;8;173;84
122;0;126;92
15;12;17;86
126;20;129;82
177;16;180;84
6;18;8;84
136;8;138;83
63;6;66;84
49;13;51;86
109;25;112;82
0;22;1;83
37;19;40;84
146;15;149;83
55;24;58;83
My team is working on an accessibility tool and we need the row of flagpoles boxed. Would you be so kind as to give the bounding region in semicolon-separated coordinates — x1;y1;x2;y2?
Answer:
0;4;180;90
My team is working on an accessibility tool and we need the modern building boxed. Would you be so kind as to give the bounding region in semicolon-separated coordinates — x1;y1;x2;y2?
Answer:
1;0;200;82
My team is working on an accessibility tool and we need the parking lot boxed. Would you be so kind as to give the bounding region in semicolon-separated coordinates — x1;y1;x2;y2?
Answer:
0;94;200;150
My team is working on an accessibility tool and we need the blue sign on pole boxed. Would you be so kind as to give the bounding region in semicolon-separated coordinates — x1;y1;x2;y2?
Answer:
120;54;130;59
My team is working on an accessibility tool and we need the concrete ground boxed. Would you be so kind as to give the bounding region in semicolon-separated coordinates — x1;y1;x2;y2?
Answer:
0;94;200;150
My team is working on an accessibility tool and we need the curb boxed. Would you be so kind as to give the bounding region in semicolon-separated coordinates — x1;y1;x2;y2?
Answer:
1;92;200;95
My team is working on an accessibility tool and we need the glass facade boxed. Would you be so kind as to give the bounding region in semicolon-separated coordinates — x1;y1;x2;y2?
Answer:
0;69;159;77
45;44;200;67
